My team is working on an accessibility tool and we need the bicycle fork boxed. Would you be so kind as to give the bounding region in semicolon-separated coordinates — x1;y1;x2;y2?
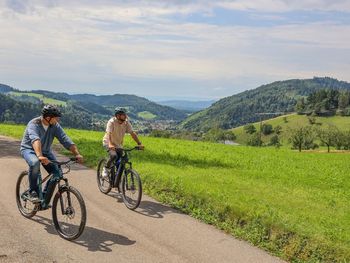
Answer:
58;179;72;215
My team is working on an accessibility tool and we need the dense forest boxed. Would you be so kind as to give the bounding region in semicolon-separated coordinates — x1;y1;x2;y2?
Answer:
296;89;350;116
180;77;350;131
0;93;101;129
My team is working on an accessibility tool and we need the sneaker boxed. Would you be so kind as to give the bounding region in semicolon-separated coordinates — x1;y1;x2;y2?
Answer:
102;167;110;179
28;191;40;203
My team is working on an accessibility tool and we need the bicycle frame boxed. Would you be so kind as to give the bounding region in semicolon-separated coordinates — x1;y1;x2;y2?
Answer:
110;150;133;189
21;159;75;210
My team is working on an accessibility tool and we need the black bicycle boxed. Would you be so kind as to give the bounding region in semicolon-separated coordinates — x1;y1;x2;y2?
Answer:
97;146;142;210
16;157;87;241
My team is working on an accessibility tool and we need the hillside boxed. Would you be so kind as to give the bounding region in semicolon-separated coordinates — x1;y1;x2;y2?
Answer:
0;83;15;93
0;85;187;121
232;113;350;145
28;90;186;121
180;77;350;131
158;100;216;112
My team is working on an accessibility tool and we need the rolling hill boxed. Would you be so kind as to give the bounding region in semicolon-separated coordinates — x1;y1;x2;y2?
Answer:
180;77;350;132
157;100;216;112
0;85;187;121
232;113;350;145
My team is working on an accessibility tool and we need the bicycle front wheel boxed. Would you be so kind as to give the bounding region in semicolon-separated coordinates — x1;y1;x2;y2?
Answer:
121;169;142;210
16;171;38;218
97;158;112;194
52;186;86;241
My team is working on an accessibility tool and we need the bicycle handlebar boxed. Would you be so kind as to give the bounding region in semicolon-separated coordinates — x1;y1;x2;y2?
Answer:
122;146;143;152
51;157;77;166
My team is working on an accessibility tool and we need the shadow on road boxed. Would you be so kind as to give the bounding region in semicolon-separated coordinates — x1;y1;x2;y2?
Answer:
31;215;136;252
107;191;181;219
0;137;21;158
108;191;124;203
135;200;182;219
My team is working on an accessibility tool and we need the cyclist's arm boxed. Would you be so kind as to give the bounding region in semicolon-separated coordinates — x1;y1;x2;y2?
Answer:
130;132;144;149
106;133;116;149
126;121;143;148
69;144;83;163
32;139;43;157
32;140;50;165
54;123;74;150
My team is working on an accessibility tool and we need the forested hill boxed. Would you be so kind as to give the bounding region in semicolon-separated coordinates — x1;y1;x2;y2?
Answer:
0;84;15;93
180;77;350;131
0;85;187;122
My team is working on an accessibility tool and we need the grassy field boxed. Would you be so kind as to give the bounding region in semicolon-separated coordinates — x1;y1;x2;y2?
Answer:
9;92;67;106
232;113;350;145
0;123;349;262
137;111;157;120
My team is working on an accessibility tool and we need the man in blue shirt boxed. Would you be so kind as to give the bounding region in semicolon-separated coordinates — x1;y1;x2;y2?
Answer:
20;105;83;203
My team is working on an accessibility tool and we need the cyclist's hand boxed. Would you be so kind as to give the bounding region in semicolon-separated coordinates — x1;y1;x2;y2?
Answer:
38;156;50;165
137;144;145;150
108;145;116;151
75;154;84;163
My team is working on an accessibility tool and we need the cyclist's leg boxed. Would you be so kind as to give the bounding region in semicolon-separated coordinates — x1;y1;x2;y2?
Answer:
41;152;62;206
115;148;123;168
21;149;41;195
105;148;117;168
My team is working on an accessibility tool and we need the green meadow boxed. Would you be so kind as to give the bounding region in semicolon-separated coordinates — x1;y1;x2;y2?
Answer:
232;113;350;146
137;111;157;120
0;123;349;262
9;92;67;106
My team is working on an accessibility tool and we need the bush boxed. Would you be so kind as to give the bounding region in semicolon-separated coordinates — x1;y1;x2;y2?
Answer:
269;135;281;147
247;133;263;147
244;124;256;134
261;124;273;135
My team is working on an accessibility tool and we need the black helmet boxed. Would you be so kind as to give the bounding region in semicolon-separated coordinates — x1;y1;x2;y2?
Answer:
41;105;62;117
114;107;127;115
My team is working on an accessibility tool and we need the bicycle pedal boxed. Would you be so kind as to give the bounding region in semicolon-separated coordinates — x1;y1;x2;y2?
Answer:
39;204;52;211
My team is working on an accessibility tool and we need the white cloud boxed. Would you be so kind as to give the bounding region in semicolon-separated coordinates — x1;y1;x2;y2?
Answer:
0;1;349;97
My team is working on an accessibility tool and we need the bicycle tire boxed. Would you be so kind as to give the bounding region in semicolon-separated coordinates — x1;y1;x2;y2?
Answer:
121;169;142;210
97;158;112;194
52;186;86;241
16;171;38;218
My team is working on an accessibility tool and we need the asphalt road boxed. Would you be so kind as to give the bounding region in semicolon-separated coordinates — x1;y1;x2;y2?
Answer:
0;135;284;263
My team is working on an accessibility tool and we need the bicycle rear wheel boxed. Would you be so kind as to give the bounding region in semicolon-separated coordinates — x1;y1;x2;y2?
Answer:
97;158;112;194
121;169;142;210
52;186;86;241
16;171;38;218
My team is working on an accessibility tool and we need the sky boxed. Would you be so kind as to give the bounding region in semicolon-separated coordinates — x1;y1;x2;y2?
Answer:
0;0;350;100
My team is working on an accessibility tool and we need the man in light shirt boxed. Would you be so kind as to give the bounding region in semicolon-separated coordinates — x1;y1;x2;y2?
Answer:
102;107;144;177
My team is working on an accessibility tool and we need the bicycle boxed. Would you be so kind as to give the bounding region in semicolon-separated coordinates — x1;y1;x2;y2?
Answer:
15;157;87;241
97;146;142;210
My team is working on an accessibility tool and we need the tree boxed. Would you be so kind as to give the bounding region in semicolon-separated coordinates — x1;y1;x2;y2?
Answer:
295;98;305;114
244;124;256;134
316;125;338;153
261;123;273;135
247;133;263;147
269;135;281;148
274;125;282;135
203;128;236;142
288;126;316;152
338;92;350;110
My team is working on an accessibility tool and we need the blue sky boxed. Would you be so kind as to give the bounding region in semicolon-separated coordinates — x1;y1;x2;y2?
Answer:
0;0;350;100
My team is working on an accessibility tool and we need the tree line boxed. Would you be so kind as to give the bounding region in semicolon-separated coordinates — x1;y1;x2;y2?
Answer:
296;89;350;116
